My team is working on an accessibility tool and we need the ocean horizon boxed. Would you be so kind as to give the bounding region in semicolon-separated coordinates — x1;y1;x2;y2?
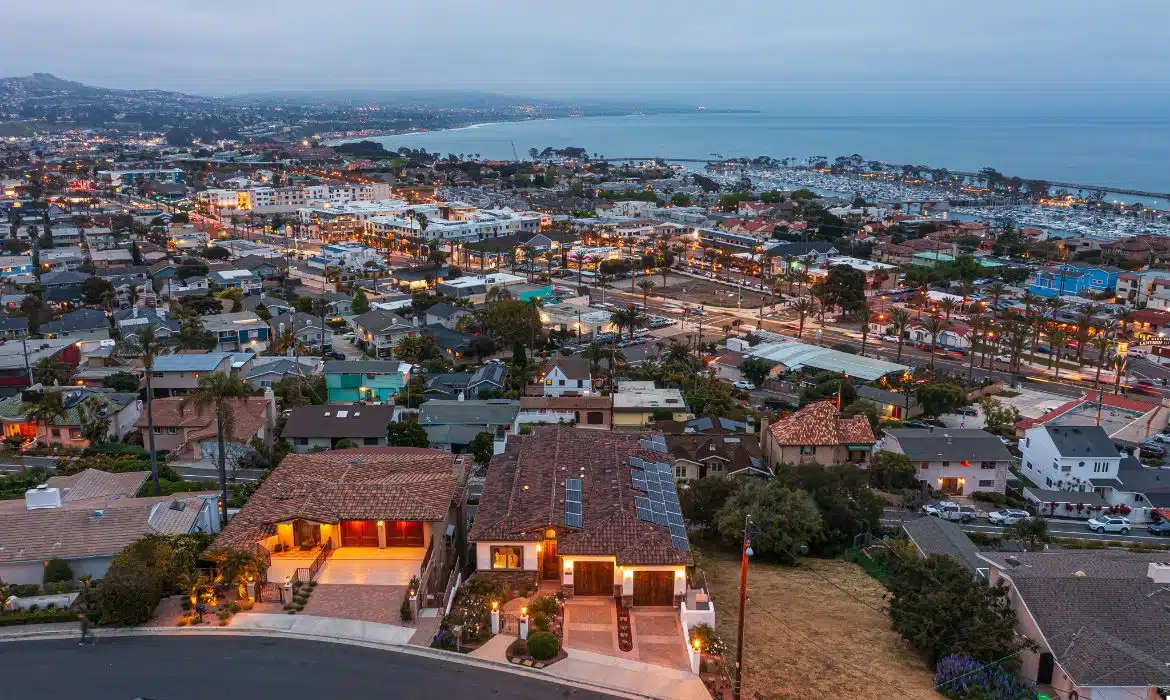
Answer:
358;111;1170;197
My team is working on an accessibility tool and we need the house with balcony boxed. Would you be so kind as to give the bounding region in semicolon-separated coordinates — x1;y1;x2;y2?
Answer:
666;432;768;480
268;312;325;351
469;428;697;614
113;307;180;343
203;312;270;352
212;448;467;609
148;352;240;398
1028;264;1120;298
351;309;416;358
323;360;410;403
978;551;1170;698
760;400;875;466
208;269;263;295
881;428;1012;496
140;392;275;467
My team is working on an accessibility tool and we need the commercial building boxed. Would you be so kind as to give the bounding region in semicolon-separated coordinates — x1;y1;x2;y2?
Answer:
97;168;185;187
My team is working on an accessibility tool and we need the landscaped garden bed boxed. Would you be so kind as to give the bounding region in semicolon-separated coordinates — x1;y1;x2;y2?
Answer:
505;632;566;668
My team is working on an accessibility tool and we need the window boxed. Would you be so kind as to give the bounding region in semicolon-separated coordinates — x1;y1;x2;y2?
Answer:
363;437;380;446
941;461;950;467
545;379;552;386
675;464;687;478
980;461;996;470
167;427;177;435
1025;461;1032;471
978;480;994;488
153;427;163;434
1046;477;1053;487
152;372;163;379
1061;464;1072;473
559;379;565;386
294;438;309;446
490;546;523;570
799;445;815;456
1026;437;1030;447
710;462;723;472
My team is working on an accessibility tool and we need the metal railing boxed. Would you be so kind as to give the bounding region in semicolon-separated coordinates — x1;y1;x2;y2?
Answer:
416;539;439;608
306;540;333;581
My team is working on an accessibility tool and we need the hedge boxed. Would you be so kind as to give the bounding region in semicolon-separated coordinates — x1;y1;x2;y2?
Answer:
95;563;164;626
0;611;80;627
527;631;560;660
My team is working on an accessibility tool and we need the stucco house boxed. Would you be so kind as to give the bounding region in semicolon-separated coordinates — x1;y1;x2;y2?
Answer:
881;428;1012;496
760;401;875;466
138;391;276;467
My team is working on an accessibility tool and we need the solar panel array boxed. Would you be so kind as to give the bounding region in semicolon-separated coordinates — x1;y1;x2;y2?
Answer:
565;478;582;527
629;460;689;551
638;434;669;454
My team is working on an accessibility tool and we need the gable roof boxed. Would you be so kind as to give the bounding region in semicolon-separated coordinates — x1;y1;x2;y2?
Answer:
767;401;875;446
41;308;109;334
426;303;465;319
978;551;1170;688
419;399;519;426
468;428;691;566
666;433;766;476
281;405;395;439
352;309;410;333
902;516;984;573
1044;425;1118;459
40;270;90;286
45;469;148;503
468;362;507;389
547;355;591;381
886;428;1012;462
213;448;462;550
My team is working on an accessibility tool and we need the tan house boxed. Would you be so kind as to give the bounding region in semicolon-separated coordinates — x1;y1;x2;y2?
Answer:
213;448;468;608
149;352;241;398
517;395;612;430
760;401;875;465
138;392;276;464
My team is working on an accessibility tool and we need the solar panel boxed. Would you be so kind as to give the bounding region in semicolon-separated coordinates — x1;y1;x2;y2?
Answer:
630;457;645;468
634;496;651;510
651;499;666;514
655;462;672;476
566;478;582;493
631;475;646;492
566;513;582;527
652;512;667;525
566;501;582;515
670;536;690;551
667;512;684;527
669;523;688;538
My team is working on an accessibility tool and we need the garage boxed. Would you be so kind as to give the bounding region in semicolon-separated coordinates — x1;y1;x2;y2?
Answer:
384;521;424;547
573;561;614;596
340;520;378;547
633;571;675;606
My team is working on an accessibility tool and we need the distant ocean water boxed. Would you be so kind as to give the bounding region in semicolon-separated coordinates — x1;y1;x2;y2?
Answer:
363;112;1170;195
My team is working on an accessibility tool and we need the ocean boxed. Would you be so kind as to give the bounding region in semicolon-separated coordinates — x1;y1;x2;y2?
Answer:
361;112;1170;197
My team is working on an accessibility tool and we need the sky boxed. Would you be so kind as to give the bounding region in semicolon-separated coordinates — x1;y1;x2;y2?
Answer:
4;0;1169;110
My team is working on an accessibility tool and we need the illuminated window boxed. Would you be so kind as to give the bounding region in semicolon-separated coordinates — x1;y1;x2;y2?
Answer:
490;546;523;570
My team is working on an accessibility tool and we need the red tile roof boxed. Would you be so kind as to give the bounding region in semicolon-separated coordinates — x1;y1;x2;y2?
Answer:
767;401;875;446
468;428;691;566
213;448;462;550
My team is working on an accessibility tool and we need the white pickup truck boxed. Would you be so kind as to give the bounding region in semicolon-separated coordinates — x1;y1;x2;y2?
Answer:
921;502;978;523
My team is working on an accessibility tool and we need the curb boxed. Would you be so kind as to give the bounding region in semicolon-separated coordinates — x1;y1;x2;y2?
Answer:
2;626;660;699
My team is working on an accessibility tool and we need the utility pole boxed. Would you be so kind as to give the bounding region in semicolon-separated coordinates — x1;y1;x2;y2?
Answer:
733;514;752;700
21;337;31;386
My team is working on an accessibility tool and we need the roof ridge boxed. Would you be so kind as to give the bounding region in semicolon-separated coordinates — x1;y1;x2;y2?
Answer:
548;428;560;528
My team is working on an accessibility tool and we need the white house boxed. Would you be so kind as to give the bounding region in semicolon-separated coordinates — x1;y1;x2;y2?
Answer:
540;356;593;397
908;320;973;350
881;428;1013;496
1021;425;1121;494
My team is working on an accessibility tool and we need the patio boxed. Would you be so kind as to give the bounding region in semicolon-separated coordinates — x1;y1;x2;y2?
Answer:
267;546;425;586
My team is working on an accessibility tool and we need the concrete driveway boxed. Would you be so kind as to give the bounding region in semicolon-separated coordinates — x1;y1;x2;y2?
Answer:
329;330;366;360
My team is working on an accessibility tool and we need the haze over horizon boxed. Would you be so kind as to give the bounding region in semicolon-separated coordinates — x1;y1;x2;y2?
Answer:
4;0;1169;114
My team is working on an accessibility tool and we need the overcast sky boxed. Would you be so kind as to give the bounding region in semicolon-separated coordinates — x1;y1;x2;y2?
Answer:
4;0;1169;106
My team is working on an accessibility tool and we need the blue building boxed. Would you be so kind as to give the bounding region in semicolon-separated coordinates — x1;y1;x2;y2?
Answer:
0;255;33;278
204;312;271;352
324;360;410;402
1028;264;1120;298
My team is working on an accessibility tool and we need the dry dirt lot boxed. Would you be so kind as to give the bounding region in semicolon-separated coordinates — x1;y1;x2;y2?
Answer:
702;546;941;700
652;273;772;309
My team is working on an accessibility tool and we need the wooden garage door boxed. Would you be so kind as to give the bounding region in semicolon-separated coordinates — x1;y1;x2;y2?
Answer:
384;521;424;547
340;520;379;547
633;571;675;606
573;561;614;596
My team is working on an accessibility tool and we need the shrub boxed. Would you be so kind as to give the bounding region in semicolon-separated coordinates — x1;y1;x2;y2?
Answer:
0;611;79;627
400;595;413;622
529;594;560;620
526;631;560;660
8;584;41;598
180;599;192;611
507;638;528;658
531;612;550;632
43;558;74;584
688;623;728;655
934;654;1034;699
110;533;214;593
95;563;165;626
228;603;241;614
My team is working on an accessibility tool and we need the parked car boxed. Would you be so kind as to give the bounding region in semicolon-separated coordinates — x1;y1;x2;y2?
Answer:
1147;520;1170;536
1140;441;1167;457
1086;515;1131;534
1153;433;1170;444
903;419;933;429
733;380;756;390
921;502;978;522
954;406;978;417
987;509;1031;526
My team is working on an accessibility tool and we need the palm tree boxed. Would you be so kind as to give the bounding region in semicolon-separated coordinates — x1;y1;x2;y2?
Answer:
967;309;984;378
663;340;697;372
137;326;163;496
581;343;605;376
1091;323;1115;399
938;297;958;321
637;279;656;309
1045;323;1067;380
890;309;911;361
857;304;871;357
1073;305;1098;365
792;298;814;339
912;287;928;319
179;374;254;524
987;282;1007;321
1020;291;1040;325
610;306;648;340
924;316;947;369
24;391;65;445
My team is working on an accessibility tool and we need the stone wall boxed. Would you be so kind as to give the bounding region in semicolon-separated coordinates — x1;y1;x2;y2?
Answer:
477;570;539;597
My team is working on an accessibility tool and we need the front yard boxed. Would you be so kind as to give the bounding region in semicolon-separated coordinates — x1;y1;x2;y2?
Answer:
702;546;941;700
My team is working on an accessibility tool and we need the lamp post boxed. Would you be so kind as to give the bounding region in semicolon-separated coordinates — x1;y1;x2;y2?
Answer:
733;514;753;700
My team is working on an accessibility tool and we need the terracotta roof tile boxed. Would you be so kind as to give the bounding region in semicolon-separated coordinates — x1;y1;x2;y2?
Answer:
213;448;461;550
468;428;691;566
767;401;875;446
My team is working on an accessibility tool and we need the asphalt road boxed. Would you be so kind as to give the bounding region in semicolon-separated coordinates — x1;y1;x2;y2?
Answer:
883;510;1170;545
5;637;618;700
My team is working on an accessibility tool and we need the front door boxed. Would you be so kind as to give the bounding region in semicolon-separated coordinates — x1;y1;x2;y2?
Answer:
541;538;559;580
1037;653;1055;684
292;519;319;548
573;561;614;596
633;571;675;606
940;477;962;496
340;520;379;547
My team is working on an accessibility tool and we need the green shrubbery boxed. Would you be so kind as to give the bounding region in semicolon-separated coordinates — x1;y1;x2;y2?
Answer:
42;558;74;584
95;563;164;626
526;631;560;660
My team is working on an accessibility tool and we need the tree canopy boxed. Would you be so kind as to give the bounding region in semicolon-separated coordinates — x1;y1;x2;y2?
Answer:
387;420;429;448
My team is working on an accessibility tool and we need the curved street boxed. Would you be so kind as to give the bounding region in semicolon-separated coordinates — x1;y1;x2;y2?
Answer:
6;637;619;700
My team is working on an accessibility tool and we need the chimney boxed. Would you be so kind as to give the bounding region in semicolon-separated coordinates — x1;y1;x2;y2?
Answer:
25;485;62;510
1149;562;1170;585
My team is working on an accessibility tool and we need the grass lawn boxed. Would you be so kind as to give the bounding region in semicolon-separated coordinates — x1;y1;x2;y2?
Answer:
701;544;941;700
